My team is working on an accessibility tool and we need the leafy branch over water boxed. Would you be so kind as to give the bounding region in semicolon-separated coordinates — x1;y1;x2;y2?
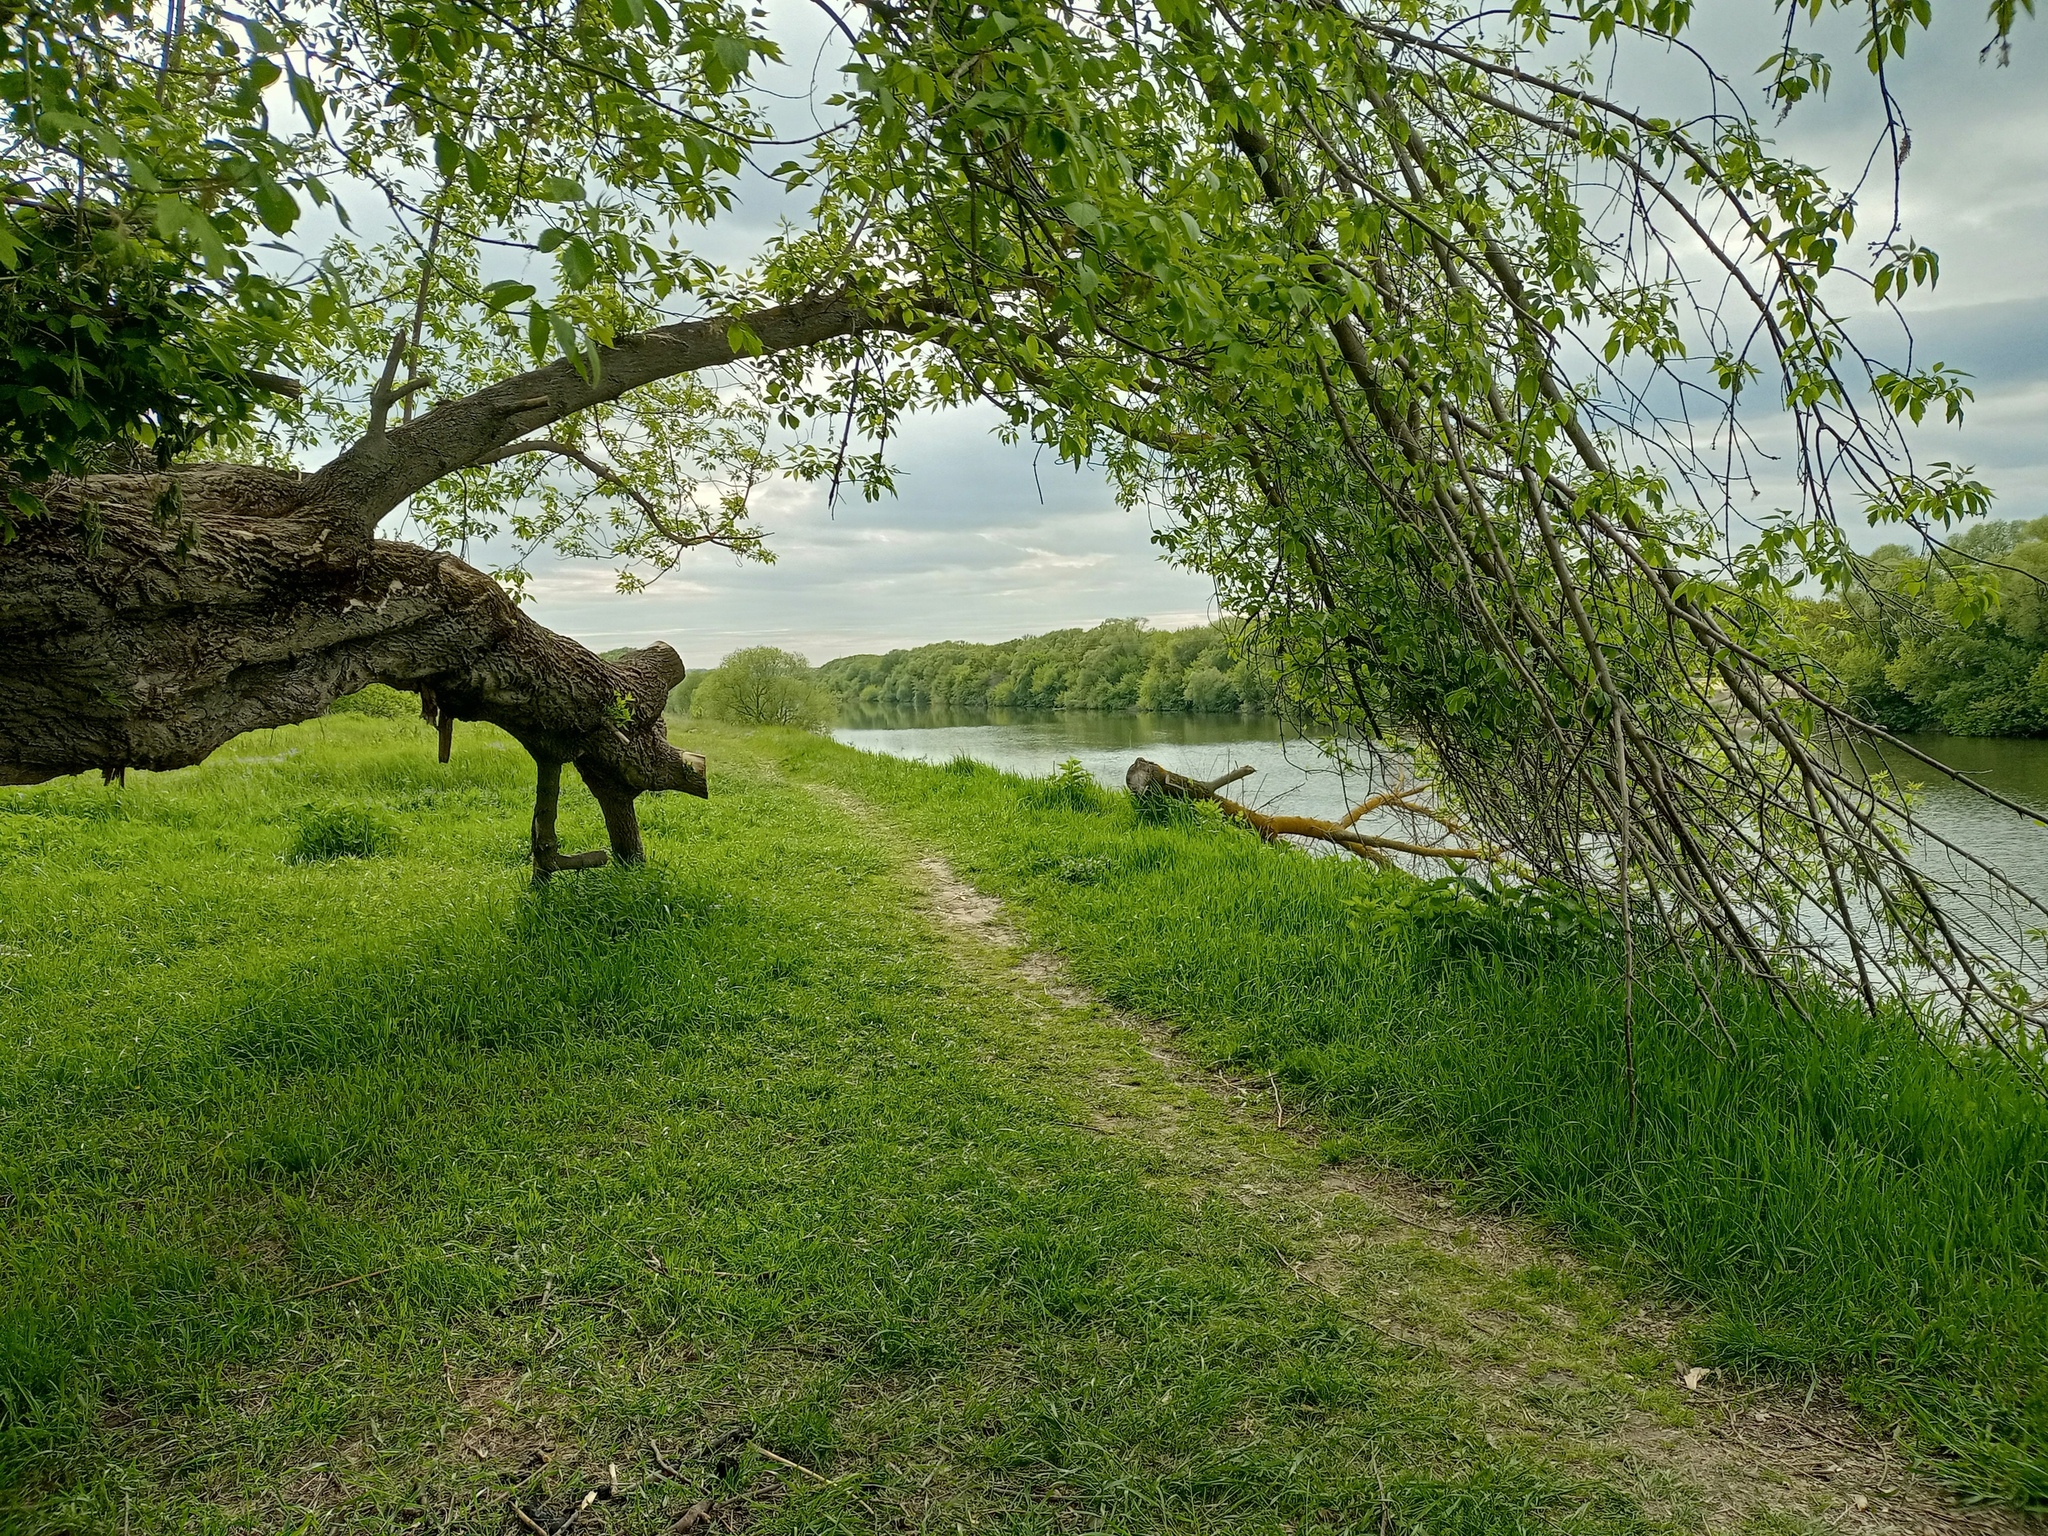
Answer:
793;0;2048;1075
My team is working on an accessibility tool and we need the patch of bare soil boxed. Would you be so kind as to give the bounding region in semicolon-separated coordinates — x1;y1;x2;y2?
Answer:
903;846;2035;1536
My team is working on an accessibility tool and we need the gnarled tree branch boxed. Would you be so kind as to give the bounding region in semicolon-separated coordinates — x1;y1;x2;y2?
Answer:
0;286;908;873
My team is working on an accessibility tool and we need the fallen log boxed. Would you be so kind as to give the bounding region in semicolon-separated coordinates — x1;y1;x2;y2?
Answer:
1124;757;1495;866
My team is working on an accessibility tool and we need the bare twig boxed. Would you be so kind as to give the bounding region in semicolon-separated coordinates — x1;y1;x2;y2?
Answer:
554;1490;597;1533
751;1443;828;1483
292;1266;394;1300
475;438;661;519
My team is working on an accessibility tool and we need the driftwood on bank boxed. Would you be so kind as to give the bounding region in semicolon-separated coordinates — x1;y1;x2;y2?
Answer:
1125;758;1495;866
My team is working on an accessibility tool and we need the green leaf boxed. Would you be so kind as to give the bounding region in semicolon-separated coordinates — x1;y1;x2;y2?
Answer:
287;72;325;132
538;174;587;203
558;236;597;289
482;280;538;312
550;310;580;363
711;34;754;77
251;181;299;236
154;196;230;277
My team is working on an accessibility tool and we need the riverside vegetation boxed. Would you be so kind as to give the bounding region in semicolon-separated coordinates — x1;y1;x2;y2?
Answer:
710;539;2048;740
817;620;1279;716
1;713;2043;1531
1797;516;2048;738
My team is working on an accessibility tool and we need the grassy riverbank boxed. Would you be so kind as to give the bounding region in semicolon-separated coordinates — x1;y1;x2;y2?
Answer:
0;716;1663;1533
767;728;2048;1510
1;716;2042;1529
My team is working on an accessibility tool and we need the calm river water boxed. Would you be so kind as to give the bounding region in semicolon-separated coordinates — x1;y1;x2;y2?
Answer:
832;706;2048;896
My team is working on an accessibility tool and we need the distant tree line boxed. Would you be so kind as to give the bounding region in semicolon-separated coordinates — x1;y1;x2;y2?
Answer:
1796;517;2048;737
816;620;1279;715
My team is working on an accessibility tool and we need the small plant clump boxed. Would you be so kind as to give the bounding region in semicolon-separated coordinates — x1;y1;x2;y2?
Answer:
326;684;418;720
1025;757;1110;813
286;804;401;864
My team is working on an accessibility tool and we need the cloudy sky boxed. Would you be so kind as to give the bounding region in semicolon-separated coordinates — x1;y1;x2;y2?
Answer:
496;2;2048;671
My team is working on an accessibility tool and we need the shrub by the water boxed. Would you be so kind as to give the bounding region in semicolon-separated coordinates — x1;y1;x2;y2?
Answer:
687;647;835;730
1795;515;2048;736
1021;757;1112;814
286;804;400;863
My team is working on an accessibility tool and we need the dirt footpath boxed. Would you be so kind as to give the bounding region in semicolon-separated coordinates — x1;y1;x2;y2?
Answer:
902;841;2034;1536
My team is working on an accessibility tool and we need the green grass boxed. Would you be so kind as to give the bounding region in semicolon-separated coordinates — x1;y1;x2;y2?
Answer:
773;728;2048;1510
0;715;1679;1534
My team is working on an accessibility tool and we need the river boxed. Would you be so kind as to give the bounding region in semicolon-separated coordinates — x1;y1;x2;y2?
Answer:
832;705;2048;897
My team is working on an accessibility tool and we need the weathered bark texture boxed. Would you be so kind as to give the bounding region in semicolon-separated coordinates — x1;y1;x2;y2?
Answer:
1125;756;1495;865
0;294;885;872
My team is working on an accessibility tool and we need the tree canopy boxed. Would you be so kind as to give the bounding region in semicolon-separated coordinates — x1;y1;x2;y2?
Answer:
4;0;2045;1067
688;645;836;728
1797;518;2048;737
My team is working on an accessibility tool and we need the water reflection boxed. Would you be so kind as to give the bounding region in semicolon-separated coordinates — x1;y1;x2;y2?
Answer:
834;707;2048;901
1865;734;2048;904
832;706;1387;824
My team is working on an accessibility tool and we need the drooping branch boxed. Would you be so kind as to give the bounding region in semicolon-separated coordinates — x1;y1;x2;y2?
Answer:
990;8;2041;1074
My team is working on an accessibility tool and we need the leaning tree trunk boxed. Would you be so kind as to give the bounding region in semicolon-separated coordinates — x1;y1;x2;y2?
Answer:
0;461;704;871
0;293;884;875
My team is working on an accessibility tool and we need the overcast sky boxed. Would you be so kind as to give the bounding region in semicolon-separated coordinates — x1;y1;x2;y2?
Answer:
497;2;2048;671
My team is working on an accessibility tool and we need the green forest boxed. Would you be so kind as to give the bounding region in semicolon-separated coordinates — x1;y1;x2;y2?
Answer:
1798;518;2048;737
817;619;1278;715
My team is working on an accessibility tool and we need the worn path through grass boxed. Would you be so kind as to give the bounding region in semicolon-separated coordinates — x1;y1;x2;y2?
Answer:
764;724;2048;1514
793;769;2029;1536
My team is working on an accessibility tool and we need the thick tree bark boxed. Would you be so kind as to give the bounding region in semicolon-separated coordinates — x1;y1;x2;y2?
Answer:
0;293;890;871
